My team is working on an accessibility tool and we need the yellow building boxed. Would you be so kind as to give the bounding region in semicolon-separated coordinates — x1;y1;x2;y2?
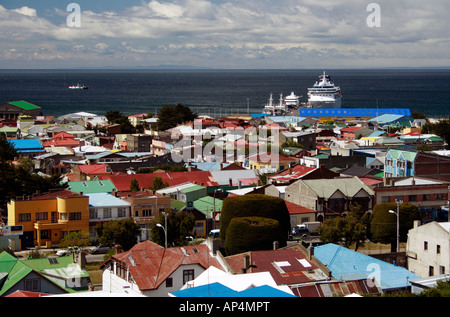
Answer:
7;190;89;249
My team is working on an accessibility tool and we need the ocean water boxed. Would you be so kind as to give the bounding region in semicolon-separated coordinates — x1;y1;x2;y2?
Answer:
0;69;449;118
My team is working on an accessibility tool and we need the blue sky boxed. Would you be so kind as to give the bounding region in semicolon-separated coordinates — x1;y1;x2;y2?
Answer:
0;0;449;69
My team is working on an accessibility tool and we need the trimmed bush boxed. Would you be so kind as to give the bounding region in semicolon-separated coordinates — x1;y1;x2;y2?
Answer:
220;194;290;242
224;216;284;255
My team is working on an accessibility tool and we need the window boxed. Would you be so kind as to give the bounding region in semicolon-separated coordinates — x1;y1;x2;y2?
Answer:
19;213;31;222
142;209;152;217
35;212;48;220
424;241;428;250
439;266;445;275
60;213;67;221
24;279;40;292
183;269;194;285
422;194;430;201
40;230;49;239
89;208;97;219
437;245;441;254
103;208;112;218
435;193;444;200
69;212;81;220
166;277;173;288
118;207;127;218
408;195;417;202
381;196;390;203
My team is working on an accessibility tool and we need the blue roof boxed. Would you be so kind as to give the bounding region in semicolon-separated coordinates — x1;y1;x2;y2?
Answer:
171;282;295;297
85;192;131;207
367;114;413;124
314;244;420;291
8;139;43;152
298;108;411;118
190;162;229;171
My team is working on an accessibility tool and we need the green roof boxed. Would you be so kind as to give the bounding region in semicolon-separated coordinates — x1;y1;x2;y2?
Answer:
171;199;186;210
180;184;206;194
303;177;375;198
0;252;33;296
193;196;223;216
8;100;41;110
387;149;417;161
67;179;117;194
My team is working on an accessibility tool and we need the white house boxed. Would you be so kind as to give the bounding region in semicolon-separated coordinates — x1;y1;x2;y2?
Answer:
100;240;225;297
407;221;450;278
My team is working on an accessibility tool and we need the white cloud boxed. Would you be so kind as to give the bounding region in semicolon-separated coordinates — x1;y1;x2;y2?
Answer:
0;1;449;68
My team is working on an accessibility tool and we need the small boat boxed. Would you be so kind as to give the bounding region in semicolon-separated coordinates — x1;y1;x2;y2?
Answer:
69;83;88;90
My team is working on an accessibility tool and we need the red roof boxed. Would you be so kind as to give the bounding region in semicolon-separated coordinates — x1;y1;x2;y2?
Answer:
6;290;49;297
108;241;224;291
78;164;110;174
100;170;219;191
284;201;315;215
225;248;323;285
340;126;362;133
269;165;316;182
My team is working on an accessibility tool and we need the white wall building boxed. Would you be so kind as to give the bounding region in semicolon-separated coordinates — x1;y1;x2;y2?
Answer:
407;221;450;278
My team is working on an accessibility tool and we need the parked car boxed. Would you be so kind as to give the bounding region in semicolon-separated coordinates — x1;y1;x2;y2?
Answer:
291;225;310;237
89;244;114;254
56;246;79;256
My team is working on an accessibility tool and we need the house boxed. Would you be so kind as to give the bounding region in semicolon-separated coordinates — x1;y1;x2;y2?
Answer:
244;152;299;173
285;176;375;221
0;126;21;139
67;179;118;194
0;251;88;297
71;164;112;181
184;196;223;236
8;139;45;158
127;113;148;127
41;131;82;148
281;131;317;151
85;193;131;242
290;279;381;297
268;164;339;185
101;170;219;192
7;190;89;249
367;113;414;129
118;190;171;242
375;177;449;223
406;221;450;278
126;134;152;152
100;240;225;297
170;266;295;297
314;243;420;293
224;244;331;288
339;126;372;140
0;100;42;121
384;149;450;181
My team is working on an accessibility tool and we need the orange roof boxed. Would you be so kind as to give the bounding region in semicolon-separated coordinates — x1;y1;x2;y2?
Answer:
78;164;110;174
108;241;224;291
284;201;315;215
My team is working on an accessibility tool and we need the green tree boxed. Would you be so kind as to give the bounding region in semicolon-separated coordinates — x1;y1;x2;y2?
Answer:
104;110;136;134
130;179;139;192
318;204;369;251
220;194;290;253
0;135;17;162
150;210;195;247
419;281;450;297
370;202;420;252
157;104;197;131
59;231;90;249
151;176;169;190
422;116;450;144
224;216;285;255
95;217;141;251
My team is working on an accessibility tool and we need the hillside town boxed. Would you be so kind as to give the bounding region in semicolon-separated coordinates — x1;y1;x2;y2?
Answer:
0;99;449;298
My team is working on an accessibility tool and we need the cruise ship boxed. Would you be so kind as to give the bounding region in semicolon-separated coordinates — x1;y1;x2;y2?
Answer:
307;71;341;108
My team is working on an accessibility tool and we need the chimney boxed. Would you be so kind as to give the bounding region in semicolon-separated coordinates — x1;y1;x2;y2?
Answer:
78;251;87;270
229;178;232;186
115;245;122;254
238;181;242;189
308;245;314;260
289;164;292;175
242;254;251;273
273;241;279;250
413;220;421;229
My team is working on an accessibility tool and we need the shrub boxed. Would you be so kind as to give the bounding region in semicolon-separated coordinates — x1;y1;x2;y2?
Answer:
224;216;284;255
220;194;290;242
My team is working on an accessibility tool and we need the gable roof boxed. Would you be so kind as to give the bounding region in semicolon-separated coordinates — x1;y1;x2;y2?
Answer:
103;241;224;291
300;176;375;198
314;244;420;290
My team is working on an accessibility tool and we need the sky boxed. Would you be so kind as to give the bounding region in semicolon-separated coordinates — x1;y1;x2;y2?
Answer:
0;0;449;69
